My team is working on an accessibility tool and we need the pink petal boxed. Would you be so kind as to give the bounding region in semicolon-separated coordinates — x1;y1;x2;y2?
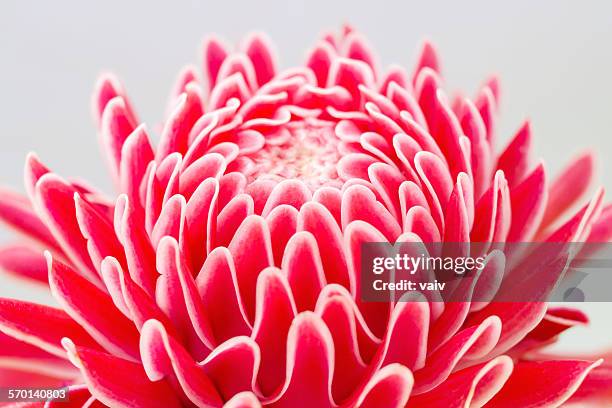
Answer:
507;163;547;241
209;73;252;111
99;96;136;181
217;54;258;92
586;203;612;242
411;40;440;85
380;299;429;371
511;306;588;355
496;121;532;188
0;187;60;253
442;177;470;242
252;268;297;397
179;153;227;200
312;187;342;226
262;180;312;217
151;194;186;250
487;359;602;408
316;293;366;403
344;220;390;338
196;247;251;344
217;172;247;210
224;392;262;408
0;298;101;358
343;32;379;76
155;237;213;356
404;206;441;242
465;302;547;357
201;35;230;94
471;170;511;243
0;243;48;284
475;86;496;146
414;151;453;231
62;339;181;408
306;41;336;87
91;73;138;129
269;312;334;408
417;74;468;177
100;257;174;334
413;316;502;394
298;202;350;291
201;336;260;401
245;179;277;215
156;88;203;160
342;185;401;242
379;65;408;94
354;364;413;408
47;254;140;360
114;195;158;296
33;174;98;282
166;65;199;112
266;204;299;267
540;151;596;229
387;82;427;130
327;57;375;109
140;319;222;407
408;356;513;407
243;32;278;87
185;178;219;270
457;98;492;200
119;124;154;207
543;187;604;243
367;162;405;220
282;231;326;312
75;193;126;272
228;215;274;322
337;153;377;180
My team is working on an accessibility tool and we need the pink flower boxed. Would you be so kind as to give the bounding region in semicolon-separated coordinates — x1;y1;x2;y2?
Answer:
0;25;612;407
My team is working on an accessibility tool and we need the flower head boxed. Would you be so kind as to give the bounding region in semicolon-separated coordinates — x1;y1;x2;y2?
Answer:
0;25;611;407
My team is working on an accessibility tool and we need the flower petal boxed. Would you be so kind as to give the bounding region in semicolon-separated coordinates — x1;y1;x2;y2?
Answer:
140;319;222;407
486;359;602;408
47;254;140;360
62;339;181;408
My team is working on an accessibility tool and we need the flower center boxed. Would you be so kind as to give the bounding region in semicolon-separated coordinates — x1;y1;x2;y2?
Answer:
249;118;342;189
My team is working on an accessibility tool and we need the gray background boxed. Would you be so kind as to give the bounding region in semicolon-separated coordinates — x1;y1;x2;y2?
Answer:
1;1;611;353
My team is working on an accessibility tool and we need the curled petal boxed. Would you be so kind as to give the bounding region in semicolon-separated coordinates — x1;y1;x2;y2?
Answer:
354;363;413;408
228;215;274;321
201;336;260;401
140;320;222;407
269;312;334;408
252;268;297;397
408;356;513;408
487;359;602;408
62;339;181;408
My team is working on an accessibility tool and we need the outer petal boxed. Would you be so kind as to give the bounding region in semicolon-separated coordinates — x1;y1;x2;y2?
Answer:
140;319;222;407
487;359;602;408
47;254;140;361
62;339;181;408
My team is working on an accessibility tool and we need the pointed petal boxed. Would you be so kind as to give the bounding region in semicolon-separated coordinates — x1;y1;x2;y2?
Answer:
0;298;101;358
243;32;278;87
47;254;140;361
